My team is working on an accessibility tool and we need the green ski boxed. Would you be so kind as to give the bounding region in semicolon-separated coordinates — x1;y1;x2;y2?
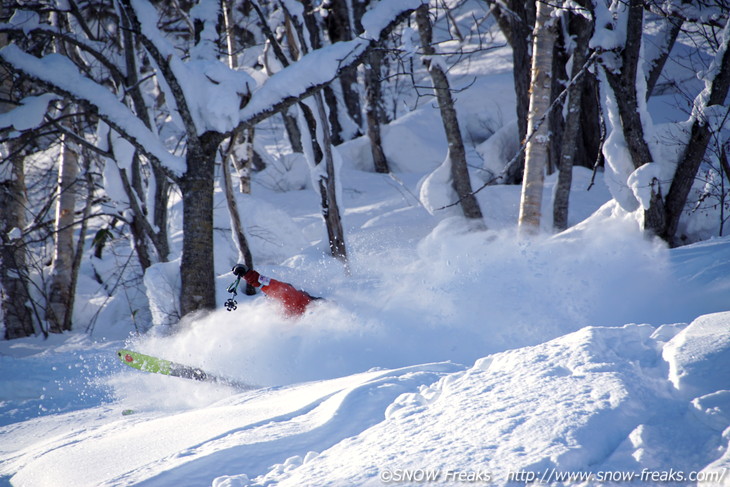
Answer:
117;349;257;391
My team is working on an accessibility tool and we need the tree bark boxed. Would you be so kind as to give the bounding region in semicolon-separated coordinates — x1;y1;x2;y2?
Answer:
416;5;485;224
645;15;682;99
221;151;255;295
325;0;363;132
282;109;304;153
0;11;35;338
1;140;35;339
126;155;152;270
66;155;93;332
300;0;345;146
313;93;348;263
553;10;593;232
518;0;556;234
486;0;535;184
179;131;224;316
281;2;349;263
661;27;730;245
365;42;389;173
121;8;170;265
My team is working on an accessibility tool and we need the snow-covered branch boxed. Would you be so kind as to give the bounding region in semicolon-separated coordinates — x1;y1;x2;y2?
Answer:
238;0;424;129
0;44;185;176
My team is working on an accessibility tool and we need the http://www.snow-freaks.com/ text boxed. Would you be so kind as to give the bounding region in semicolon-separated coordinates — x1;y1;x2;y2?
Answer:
378;467;728;484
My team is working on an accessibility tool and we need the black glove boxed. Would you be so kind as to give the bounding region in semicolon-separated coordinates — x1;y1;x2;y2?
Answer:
232;264;249;277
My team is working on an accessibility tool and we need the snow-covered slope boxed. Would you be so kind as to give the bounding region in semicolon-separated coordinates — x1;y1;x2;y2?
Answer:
2;310;729;486
2;161;729;487
235;313;730;487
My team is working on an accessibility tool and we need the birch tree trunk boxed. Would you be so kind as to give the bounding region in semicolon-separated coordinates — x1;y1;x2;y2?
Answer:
518;0;556;234
47;132;79;333
222;0;256;193
66;156;93;332
415;5;485;224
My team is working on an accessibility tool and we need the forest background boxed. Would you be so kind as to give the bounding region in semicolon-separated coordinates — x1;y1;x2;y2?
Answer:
0;0;729;339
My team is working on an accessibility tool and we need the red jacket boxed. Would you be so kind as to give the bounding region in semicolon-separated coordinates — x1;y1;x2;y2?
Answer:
259;277;315;316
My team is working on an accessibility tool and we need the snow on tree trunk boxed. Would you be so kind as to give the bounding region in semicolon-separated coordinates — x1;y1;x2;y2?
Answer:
518;0;556;234
219;3;254;286
415;5;484;225
222;0;254;194
67;156;93;331
318;96;348;263
299;0;345;147
120;9;170;266
47;133;79;333
600;0;664;235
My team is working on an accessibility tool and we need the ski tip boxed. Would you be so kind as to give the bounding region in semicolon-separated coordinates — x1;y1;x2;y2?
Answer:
117;349;136;364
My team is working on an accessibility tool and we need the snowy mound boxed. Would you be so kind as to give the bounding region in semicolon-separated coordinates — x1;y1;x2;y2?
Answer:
3;313;729;486
223;314;730;487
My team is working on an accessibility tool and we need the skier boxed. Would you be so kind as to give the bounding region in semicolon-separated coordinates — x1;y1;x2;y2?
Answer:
231;264;319;316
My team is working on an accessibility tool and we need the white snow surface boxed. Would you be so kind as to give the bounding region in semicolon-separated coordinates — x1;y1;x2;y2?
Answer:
2;167;729;486
2;4;730;486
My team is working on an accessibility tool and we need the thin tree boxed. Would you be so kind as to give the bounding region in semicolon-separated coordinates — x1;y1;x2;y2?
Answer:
518;0;557;234
280;1;348;263
415;4;485;225
483;0;536;184
364;41;390;174
324;0;364;135
46;126;80;333
221;0;255;293
553;4;593;231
